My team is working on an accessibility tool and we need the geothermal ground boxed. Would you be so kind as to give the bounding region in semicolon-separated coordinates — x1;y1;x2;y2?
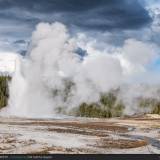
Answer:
0;114;159;154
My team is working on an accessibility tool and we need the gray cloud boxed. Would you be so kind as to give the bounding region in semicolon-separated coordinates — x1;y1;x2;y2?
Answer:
0;0;152;31
0;0;154;52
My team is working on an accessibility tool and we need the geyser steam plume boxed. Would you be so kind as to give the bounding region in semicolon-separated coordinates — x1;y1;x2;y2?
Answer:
2;22;122;118
1;22;159;118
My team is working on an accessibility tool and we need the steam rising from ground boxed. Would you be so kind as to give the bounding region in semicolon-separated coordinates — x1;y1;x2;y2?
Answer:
2;22;160;118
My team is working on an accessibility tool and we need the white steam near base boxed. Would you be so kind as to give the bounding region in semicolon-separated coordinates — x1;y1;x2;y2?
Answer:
1;22;160;118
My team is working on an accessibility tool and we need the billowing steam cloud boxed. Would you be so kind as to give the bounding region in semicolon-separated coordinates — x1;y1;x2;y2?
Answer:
2;22;160;118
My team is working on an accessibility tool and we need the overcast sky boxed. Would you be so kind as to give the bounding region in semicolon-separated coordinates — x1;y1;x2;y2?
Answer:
0;0;156;50
0;0;159;55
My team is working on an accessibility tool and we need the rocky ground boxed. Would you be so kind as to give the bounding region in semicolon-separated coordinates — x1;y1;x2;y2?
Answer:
0;114;159;154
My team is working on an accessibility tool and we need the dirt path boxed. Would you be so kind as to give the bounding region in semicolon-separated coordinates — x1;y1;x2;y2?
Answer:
0;115;159;154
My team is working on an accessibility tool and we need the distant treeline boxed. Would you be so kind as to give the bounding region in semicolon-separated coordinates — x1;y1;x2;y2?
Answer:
74;94;160;118
56;88;160;118
0;76;11;109
0;75;160;118
139;98;160;114
75;93;125;118
56;91;125;118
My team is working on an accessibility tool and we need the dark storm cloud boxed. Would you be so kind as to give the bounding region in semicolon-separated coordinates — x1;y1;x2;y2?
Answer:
0;0;152;31
13;40;27;44
0;0;154;52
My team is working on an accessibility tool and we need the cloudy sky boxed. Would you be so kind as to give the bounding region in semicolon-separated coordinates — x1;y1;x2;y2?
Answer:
0;0;159;74
0;0;158;51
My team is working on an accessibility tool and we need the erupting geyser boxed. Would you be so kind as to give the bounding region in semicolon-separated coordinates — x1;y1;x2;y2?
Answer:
1;22;122;118
1;22;160;118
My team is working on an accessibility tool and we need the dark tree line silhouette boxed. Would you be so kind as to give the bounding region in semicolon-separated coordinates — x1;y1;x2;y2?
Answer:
0;76;11;108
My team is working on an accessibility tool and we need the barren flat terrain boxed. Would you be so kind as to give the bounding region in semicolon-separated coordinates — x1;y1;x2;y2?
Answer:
0;114;159;154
